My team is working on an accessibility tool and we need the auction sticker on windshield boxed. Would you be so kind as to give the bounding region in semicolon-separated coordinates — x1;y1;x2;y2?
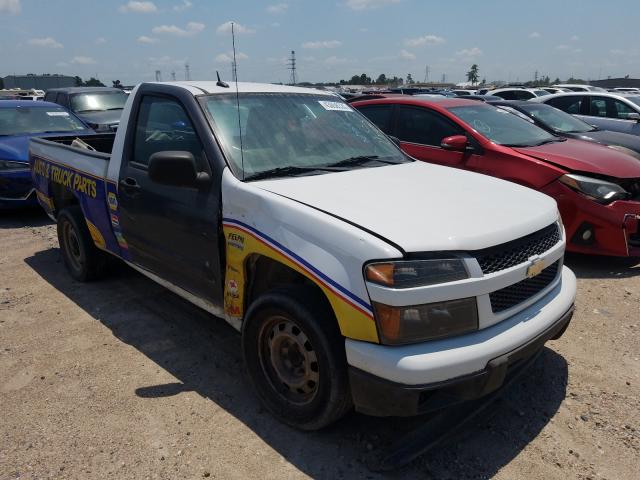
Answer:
318;100;353;112
46;112;70;116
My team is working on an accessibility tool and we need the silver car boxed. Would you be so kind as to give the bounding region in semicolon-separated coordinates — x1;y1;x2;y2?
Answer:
533;91;640;136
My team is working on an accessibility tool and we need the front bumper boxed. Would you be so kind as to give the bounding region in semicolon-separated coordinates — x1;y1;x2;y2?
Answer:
0;170;38;209
346;266;576;416
542;180;640;257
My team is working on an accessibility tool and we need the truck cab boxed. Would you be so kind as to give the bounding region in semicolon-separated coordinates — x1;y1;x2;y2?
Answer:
30;82;576;430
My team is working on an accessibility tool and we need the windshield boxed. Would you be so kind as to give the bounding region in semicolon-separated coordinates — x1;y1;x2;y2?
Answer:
203;93;406;179
533;90;550;96
626;96;640;108
518;103;595;133
70;91;128;113
0;106;87;135
448;104;558;147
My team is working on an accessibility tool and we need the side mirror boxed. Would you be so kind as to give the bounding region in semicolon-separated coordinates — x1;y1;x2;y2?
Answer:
148;151;210;187
387;135;401;147
441;135;469;151
626;112;640;122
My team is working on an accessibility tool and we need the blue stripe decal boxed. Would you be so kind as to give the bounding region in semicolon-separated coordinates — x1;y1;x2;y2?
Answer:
223;217;372;313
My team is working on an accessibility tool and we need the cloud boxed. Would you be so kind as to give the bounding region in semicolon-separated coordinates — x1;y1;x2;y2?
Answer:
570;35;579;41
0;0;20;14
173;0;192;11
404;34;445;47
302;40;342;49
118;1;157;13
456;47;483;58
345;0;400;10
137;35;159;44
216;21;255;35
323;56;349;66
529;31;540;38
28;37;63;48
95;37;107;44
152;22;205;36
270;22;280;27
215;51;249;63
148;55;185;67
399;49;415;60
267;3;288;14
71;56;97;65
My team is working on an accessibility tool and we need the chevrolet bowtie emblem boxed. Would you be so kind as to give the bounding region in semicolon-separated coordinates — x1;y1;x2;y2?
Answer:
526;258;545;278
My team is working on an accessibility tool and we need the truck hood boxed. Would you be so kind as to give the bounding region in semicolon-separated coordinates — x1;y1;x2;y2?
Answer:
513;138;640;178
76;110;122;128
254;161;558;252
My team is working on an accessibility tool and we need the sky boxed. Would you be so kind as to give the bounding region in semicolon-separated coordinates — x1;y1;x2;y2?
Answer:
1;0;639;86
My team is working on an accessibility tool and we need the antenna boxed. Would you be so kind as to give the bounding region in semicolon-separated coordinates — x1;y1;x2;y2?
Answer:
216;71;229;88
287;50;297;85
231;22;245;180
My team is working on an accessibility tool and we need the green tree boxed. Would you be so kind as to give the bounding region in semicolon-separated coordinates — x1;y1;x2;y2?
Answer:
112;80;122;88
466;64;479;86
74;76;83;86
376;73;387;84
406;73;413;84
0;77;4;89
84;77;106;87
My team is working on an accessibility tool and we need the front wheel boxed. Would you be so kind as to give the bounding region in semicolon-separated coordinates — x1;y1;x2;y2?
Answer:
242;287;352;430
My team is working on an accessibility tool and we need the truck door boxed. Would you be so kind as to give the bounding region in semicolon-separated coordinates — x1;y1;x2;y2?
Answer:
117;93;223;306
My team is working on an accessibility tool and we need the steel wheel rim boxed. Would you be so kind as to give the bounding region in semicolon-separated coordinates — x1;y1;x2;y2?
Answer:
63;221;82;272
258;315;320;405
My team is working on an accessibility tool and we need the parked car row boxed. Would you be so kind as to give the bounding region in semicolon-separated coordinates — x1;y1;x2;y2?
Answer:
350;94;640;257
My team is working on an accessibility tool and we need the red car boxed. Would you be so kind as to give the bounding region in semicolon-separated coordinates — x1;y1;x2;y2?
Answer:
352;96;640;257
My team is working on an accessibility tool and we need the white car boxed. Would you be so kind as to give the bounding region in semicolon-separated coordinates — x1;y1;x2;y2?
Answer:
488;88;551;100
451;89;477;96
540;87;570;95
534;91;640;136
552;83;606;92
30;81;576;429
612;87;640;94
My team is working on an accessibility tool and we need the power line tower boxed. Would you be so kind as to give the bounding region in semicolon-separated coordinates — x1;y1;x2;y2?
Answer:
184;62;191;81
170;70;176;81
287;50;297;85
441;73;446;84
534;70;539;83
155;70;162;82
423;65;430;83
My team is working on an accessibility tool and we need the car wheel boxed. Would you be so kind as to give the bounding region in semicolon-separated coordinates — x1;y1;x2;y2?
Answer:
242;286;352;430
57;205;107;282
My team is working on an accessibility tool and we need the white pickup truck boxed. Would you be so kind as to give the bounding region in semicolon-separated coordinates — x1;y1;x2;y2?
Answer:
30;81;576;430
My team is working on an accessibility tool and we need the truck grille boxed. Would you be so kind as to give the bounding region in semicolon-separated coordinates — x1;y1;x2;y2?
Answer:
475;223;561;274
490;261;560;313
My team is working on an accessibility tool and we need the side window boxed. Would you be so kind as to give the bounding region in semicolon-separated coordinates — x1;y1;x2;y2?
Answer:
397;106;462;146
589;97;608;117
357;105;393;134
612;100;637;120
514;91;535;100
55;93;67;107
496;91;516;100
44;92;56;103
132;96;205;169
547;96;582;114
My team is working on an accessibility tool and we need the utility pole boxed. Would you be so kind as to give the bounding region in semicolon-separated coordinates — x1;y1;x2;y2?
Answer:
441;73;446;84
287;50;297;85
170;70;176;81
423;65;430;83
155;70;161;82
184;62;190;81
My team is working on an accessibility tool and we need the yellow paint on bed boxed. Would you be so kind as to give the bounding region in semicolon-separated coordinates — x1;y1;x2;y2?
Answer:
223;224;379;343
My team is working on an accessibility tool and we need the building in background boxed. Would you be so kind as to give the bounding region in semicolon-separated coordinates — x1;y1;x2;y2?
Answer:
3;74;76;90
590;77;640;89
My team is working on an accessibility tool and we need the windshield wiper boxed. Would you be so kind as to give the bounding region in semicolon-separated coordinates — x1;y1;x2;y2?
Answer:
107;107;124;111
244;165;337;181
533;138;567;146
77;109;105;113
326;155;402;169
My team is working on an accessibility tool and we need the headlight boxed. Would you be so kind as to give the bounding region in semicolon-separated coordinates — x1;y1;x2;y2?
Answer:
0;160;30;172
365;259;475;344
373;298;478;345
365;258;468;288
559;173;629;204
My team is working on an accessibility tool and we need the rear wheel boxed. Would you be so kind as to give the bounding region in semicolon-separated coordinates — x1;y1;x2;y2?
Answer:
242;287;352;430
57;205;107;282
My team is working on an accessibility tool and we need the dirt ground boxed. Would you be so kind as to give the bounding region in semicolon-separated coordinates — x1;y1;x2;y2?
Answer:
1;209;638;480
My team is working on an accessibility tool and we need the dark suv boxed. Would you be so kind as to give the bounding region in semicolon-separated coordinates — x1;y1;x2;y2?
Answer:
43;87;128;131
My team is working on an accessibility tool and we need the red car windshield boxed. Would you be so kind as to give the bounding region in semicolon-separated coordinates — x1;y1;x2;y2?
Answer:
448;104;559;147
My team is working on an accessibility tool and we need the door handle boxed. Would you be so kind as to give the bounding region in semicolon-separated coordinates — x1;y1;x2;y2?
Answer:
119;177;141;195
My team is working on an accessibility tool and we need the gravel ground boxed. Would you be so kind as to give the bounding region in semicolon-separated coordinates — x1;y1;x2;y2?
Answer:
1;209;638;480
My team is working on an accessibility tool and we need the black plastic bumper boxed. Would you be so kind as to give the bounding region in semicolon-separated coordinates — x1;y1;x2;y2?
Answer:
349;304;574;417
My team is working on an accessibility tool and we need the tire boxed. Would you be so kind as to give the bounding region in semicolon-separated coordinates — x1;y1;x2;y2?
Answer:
57;205;107;282
242;286;352;430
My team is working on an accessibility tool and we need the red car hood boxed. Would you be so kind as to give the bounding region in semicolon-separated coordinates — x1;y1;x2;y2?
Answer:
513;138;640;179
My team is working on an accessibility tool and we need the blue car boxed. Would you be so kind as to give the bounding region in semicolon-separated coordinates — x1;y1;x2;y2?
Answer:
0;100;94;209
